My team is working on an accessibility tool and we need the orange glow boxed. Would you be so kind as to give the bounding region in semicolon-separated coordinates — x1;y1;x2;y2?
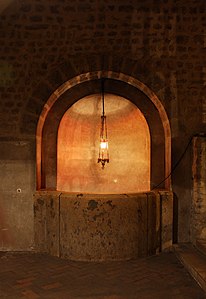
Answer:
57;94;150;194
100;140;108;149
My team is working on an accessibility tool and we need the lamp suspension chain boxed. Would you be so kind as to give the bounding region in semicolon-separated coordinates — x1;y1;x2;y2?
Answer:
98;77;109;169
102;78;105;117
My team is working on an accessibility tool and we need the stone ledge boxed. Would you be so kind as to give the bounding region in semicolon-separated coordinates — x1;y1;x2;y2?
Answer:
174;243;206;293
196;239;206;256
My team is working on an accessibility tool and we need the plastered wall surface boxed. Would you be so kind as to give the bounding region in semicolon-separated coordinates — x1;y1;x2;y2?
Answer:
57;94;150;193
0;140;35;250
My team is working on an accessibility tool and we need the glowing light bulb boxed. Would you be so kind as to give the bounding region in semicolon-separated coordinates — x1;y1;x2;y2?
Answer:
100;140;108;150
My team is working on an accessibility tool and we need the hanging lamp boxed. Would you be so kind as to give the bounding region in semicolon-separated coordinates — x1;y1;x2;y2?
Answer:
98;78;109;169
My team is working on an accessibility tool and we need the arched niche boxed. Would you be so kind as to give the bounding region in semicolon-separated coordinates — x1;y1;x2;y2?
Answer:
36;71;171;191
57;94;150;193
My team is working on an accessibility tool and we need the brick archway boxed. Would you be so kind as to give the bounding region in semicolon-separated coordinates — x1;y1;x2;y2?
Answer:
36;71;171;191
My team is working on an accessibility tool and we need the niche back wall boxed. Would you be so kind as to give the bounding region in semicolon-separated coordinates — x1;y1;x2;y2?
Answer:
57;94;150;194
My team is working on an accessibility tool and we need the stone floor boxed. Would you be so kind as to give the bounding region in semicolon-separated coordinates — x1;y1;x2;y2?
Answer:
174;243;206;293
0;251;206;299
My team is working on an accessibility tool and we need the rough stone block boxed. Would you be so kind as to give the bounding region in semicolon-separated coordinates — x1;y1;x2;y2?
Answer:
59;193;148;261
159;190;173;251
34;191;61;256
147;191;161;255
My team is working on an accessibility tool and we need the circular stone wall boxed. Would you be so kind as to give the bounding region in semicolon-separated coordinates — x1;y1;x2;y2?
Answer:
60;193;148;261
34;191;173;261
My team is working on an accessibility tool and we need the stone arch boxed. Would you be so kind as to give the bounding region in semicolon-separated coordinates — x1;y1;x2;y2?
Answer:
36;71;171;191
21;55;165;135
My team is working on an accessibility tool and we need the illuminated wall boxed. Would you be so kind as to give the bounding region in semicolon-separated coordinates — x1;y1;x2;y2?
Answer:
57;94;150;193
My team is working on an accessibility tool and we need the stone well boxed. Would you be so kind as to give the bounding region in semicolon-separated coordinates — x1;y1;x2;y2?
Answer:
34;190;173;261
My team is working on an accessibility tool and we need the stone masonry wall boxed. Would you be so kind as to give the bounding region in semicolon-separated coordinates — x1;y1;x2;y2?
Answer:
0;0;205;138
191;136;206;243
0;0;206;249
